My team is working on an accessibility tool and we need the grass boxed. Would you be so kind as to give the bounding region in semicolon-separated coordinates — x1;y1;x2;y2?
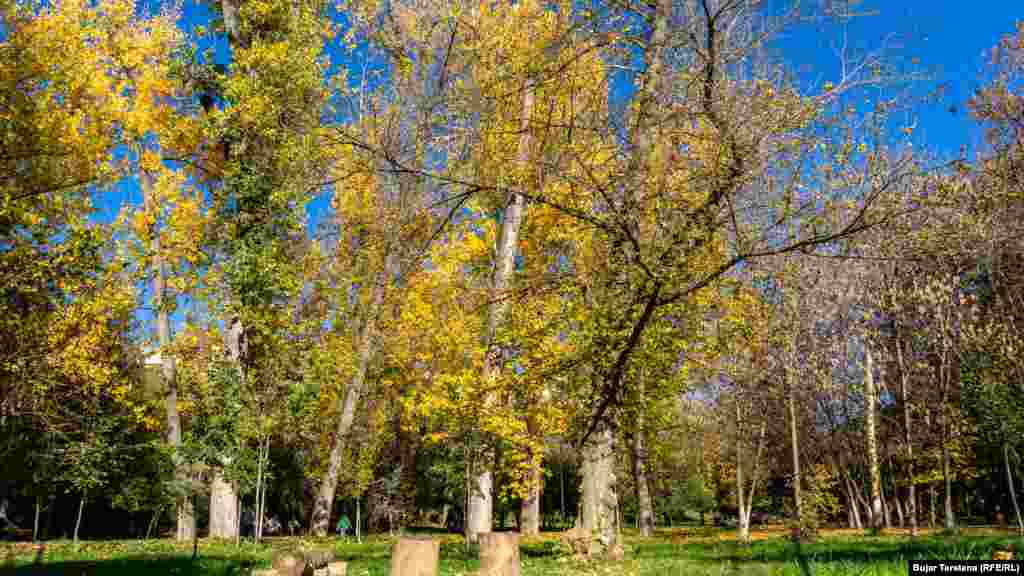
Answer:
1;527;1021;575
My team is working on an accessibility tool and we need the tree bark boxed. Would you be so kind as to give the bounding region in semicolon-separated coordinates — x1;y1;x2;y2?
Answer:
579;422;617;554
1005;443;1023;535
520;416;542;537
210;467;239;538
255;439;265;541
894;492;904;528
940;417;955;531
631;391;654;537
787;368;803;532
835;455;862;529
737;401;767;543
939;354;956;531
73;497;84;545
213;318;244;541
880;470;891;529
929;482;936;528
33;496;41;542
390;537;439;576
310;252;396;536
895;332;918;536
397;424;419;533
141;170;195;542
864;345;884;531
468;84;535;544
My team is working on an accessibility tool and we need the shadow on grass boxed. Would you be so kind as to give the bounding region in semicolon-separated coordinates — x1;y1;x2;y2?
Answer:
633;534;1024;568
520;540;561;559
0;554;259;576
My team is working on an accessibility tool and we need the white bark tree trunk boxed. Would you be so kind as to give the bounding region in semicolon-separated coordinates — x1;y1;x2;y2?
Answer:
468;83;535;544
141;170;195;542
895;332;917;536
940;353;955;531
73;497;85;545
33;496;41;542
520;416;542;536
1004;443;1023;535
579;423;617;553
311;251;396;536
787;368;803;533
210;467;239;538
736;402;766;542
864;345;884;531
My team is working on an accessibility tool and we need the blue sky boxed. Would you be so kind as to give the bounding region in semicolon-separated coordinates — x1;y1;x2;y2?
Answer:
99;0;1021;223
99;0;1020;337
772;0;1021;159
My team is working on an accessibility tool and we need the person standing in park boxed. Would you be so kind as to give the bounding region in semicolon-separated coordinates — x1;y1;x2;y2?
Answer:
336;514;351;537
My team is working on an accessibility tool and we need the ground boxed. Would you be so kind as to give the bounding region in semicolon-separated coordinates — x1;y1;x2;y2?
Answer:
0;527;1021;575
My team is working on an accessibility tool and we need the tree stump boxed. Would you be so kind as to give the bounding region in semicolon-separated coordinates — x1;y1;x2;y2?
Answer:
272;552;306;576
271;549;335;576
389;537;439;576
325;561;347;576
559;527;591;558
304;549;335;570
479;532;520;576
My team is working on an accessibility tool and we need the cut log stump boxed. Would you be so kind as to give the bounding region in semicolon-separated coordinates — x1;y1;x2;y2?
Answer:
479;532;520;576
271;549;336;576
272;552;306;576
389;536;439;576
559;527;591;558
325;560;347;576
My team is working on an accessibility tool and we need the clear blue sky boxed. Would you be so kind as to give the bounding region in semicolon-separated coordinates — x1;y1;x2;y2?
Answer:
771;0;1021;159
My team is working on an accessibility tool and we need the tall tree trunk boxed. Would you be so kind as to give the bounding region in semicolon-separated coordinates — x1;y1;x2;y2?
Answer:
631;428;654;538
895;334;917;536
520;415;542;536
929;482;936;528
847;478;862;529
894;492;905;528
579;422;617;553
1004;443;1023;535
255;444;264;542
210;467;239;538
880;470;891;529
631;379;654;538
142;170;195;542
397;419;419;532
33;496;41;542
255;438;269;541
468;84;535;544
212;318;244;539
939;352;955;531
864;345;884;531
737;404;767;543
736;403;748;540
73;497;85;545
560;460;566;527
834;454;862;529
787;369;803;532
310;251;396;536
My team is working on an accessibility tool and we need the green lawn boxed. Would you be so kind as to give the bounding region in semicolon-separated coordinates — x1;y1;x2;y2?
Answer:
1;529;1020;575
